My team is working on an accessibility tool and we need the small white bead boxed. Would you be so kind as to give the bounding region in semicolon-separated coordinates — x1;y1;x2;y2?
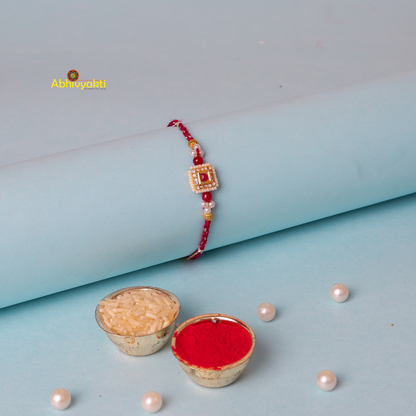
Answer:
50;389;71;410
316;370;337;391
193;144;201;150
141;391;163;413
329;284;349;302
204;207;212;214
201;201;207;208
209;201;215;208
256;302;275;322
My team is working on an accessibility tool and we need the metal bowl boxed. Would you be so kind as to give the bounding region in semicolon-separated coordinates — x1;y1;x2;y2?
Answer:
171;314;256;388
95;286;180;356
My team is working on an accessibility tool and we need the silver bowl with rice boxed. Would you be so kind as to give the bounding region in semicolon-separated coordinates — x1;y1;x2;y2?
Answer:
95;286;180;356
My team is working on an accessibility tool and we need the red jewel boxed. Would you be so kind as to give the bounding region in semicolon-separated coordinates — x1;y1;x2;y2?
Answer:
200;243;206;250
199;172;209;182
193;156;204;165
202;192;212;202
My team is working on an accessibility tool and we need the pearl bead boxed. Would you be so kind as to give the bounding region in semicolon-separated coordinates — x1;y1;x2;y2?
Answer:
203;207;212;214
329;283;349;302
193;144;201;150
50;388;71;410
191;149;204;157
201;201;207;208
316;370;337;391
209;201;215;208
141;391;163;413
256;302;276;322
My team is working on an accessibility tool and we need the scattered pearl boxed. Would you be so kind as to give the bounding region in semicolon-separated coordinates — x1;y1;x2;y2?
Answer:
141;391;163;413
50;388;71;410
256;302;276;322
329;284;349;302
316;370;337;391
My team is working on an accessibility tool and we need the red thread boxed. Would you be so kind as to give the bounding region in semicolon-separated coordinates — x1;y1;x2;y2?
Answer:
186;220;211;260
167;120;179;127
173;319;252;369
187;250;202;260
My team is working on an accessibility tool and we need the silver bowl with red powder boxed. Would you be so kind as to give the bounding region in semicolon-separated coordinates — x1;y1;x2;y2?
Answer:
171;313;256;388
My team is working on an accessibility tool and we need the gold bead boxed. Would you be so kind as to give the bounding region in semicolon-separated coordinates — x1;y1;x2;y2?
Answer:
188;139;199;149
203;212;214;221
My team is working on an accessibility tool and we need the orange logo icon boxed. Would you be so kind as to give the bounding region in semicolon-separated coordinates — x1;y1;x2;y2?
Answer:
67;70;79;82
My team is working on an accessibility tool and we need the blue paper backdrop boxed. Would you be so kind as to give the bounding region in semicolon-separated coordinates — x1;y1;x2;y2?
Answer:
1;72;416;308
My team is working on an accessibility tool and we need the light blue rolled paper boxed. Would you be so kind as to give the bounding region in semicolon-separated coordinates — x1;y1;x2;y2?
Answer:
1;71;416;308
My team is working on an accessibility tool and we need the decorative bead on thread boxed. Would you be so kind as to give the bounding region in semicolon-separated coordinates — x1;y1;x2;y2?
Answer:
168;120;219;260
202;192;212;202
190;149;204;157
203;212;214;221
193;156;204;165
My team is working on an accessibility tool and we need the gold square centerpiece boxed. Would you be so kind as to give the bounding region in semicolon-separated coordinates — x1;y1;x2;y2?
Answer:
188;163;219;193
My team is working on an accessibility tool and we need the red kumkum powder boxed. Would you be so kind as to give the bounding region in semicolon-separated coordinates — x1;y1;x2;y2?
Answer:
173;319;252;369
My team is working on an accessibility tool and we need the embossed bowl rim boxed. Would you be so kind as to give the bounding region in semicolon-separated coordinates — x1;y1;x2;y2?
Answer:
171;313;256;371
95;286;181;338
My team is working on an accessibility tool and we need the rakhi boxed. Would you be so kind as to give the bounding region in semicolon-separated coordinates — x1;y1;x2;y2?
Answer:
167;120;219;260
